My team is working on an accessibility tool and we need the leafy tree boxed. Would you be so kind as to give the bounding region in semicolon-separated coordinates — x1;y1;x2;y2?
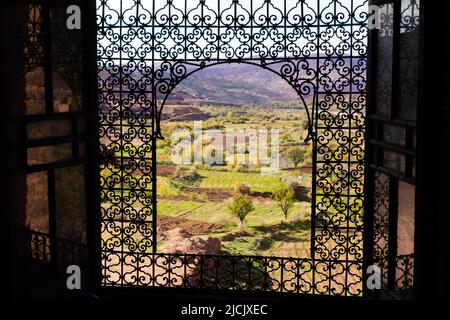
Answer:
273;183;295;220
286;147;305;167
228;193;255;230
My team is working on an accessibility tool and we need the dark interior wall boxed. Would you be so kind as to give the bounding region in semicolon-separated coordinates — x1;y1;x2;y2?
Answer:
440;36;450;301
4;0;93;299
4;0;28;274
415;0;450;300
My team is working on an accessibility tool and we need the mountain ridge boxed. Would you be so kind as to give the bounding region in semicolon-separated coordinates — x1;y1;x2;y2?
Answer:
168;63;302;106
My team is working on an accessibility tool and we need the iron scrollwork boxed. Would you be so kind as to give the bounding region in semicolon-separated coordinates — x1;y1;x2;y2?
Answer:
97;0;368;296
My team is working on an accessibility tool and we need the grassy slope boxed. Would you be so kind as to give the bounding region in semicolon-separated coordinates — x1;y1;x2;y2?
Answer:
197;170;282;192
157;197;311;257
157;166;313;257
155;108;313;257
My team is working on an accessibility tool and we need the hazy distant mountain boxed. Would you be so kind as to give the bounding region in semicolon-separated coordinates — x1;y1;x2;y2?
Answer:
167;64;300;106
100;59;362;108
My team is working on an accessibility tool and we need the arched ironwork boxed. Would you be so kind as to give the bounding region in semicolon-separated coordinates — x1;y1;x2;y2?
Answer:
154;59;317;141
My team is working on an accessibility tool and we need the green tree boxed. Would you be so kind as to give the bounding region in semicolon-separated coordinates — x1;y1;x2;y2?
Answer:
228;193;255;230
273;183;295;220
286;147;305;167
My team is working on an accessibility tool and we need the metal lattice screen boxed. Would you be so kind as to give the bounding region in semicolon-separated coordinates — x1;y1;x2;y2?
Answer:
97;0;367;296
370;0;420;295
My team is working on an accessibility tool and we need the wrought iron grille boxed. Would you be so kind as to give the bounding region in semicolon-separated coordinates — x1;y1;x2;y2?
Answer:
369;0;420;295
97;0;368;296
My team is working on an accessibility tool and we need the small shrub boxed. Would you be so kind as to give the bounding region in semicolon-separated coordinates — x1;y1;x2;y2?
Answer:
200;192;208;201
252;236;274;251
188;192;198;201
170;167;203;188
233;182;251;195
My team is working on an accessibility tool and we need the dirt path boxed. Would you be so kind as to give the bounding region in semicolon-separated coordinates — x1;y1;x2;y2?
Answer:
159;186;275;202
157;165;177;176
282;166;313;174
158;215;222;235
